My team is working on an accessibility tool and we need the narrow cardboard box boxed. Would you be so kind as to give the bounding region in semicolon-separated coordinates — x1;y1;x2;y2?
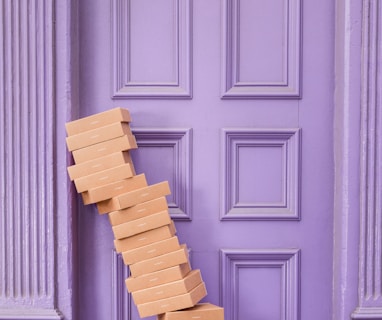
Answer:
137;282;207;318
113;210;172;240
126;263;191;293
114;221;176;253
65;107;131;136
72;135;137;164
74;163;134;193
122;236;180;265
108;197;168;226
66;122;132;151
132;270;203;304
157;303;224;320
129;244;189;277
67;151;134;181
82;173;147;205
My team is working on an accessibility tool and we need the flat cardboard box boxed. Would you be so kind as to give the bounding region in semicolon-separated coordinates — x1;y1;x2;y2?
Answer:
114;221;176;253
108;197;168;226
125;263;191;293
132;270;203;304
72;135;137;164
66;122;132;151
157;303;224;320
115;181;171;210
67;151;134;181
74;163;134;193
129;244;189;277
137;282;207;318
82;173;147;205
113;210;172;240
65;107;131;136
122;236;180;265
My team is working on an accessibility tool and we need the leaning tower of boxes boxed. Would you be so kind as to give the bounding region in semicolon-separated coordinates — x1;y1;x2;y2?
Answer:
65;108;224;319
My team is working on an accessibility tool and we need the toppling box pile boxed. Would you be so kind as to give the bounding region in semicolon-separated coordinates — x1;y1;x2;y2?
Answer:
65;108;224;319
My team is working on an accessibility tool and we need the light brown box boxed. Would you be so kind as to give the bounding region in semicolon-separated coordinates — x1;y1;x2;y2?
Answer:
65;107;131;136
113;210;172;240
126;262;191;293
137;282;207;318
72;135;137;164
122;236;180;265
157;303;224;320
108;197;168;226
66;122;132;151
82;173;147;205
115;181;171;210
132;270;203;304
74;163;134;193
114;221;176;253
129;244;189;277
67;151;134;181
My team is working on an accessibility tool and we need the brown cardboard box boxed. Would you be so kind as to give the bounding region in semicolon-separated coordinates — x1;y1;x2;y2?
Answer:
65;107;131;136
112;210;172;240
67;151;134;181
74;163;134;193
122;236;180;265
137;282;207;318
129;244;189;277
157;303;224;320
132;270;203;304
72;135;137;164
114;221;176;253
82;173;147;205
115;181;171;210
66;122;132;151
125;262;191;293
108;197;168;226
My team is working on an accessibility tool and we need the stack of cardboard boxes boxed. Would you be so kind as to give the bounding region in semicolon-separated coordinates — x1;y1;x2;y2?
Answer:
65;108;224;319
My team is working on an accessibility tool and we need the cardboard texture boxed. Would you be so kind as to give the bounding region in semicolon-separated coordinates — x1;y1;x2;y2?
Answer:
132;270;203;304
116;181;171;210
72;134;137;164
125;263;191;293
137;282;207;318
129;244;189;277
122;236;180;265
67;151;134;181
74;163;134;193
82;174;147;205
157;303;224;320
65;107;131;136
108;197;168;226
66;122;133;151
112;210;172;240
114;221;176;253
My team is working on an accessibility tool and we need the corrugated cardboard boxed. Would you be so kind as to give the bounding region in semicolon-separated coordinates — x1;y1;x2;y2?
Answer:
157;303;224;320
65;107;131;136
82;174;147;205
112;210;172;240
67;151;134;181
66;122;132;151
114;221;176;253
137;282;207;318
108;197;168;226
122;236;180;265
72;135;137;164
74;163;134;193
115;181;171;210
129;244;189;277
132;270;203;304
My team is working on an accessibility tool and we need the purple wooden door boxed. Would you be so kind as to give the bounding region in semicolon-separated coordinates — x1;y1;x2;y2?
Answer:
77;0;334;319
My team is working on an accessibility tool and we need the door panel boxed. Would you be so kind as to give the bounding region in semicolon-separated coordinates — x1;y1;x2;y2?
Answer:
78;0;334;319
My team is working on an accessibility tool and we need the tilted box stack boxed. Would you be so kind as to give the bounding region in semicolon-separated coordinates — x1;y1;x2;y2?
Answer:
65;108;224;319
